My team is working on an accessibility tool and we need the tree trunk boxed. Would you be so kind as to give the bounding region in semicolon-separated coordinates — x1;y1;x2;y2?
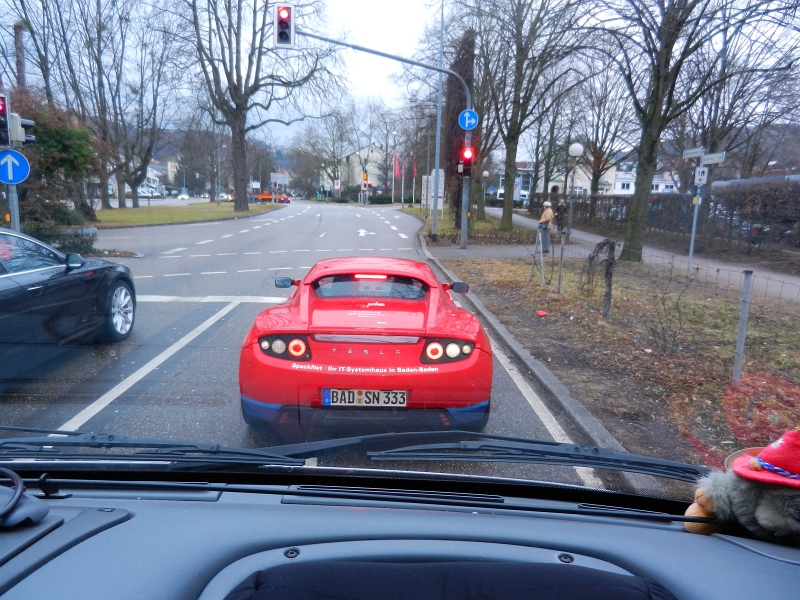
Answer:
602;240;616;318
500;136;519;230
589;168;602;219
230;115;249;212
619;127;659;261
131;187;140;209
100;172;112;210
118;179;127;209
210;171;217;203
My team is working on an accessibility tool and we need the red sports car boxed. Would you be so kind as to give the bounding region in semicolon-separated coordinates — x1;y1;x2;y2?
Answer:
239;257;493;434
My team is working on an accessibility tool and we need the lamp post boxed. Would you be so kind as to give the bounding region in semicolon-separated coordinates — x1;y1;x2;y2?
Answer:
480;170;489;221
391;131;397;203
566;142;584;239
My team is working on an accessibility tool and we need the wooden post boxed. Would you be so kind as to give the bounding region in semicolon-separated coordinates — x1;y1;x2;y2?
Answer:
602;240;616;318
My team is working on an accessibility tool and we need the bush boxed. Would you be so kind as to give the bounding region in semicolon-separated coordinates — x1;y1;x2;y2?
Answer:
21;219;97;254
368;195;393;205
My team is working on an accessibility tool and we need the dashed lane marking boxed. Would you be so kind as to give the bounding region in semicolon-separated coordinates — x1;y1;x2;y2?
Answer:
293;249;310;252
201;271;226;275
162;247;187;255
217;253;237;256
268;267;293;270
238;269;261;272
221;234;234;238
159;255;181;259
315;249;331;252
196;240;214;245
190;254;211;257
164;273;190;277
270;250;287;253
133;275;153;279
243;252;261;255
319;232;326;237
390;226;398;230
239;229;250;233
337;249;353;251
398;233;408;238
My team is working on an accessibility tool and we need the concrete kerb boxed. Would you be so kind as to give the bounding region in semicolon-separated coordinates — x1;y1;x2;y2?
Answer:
418;234;661;494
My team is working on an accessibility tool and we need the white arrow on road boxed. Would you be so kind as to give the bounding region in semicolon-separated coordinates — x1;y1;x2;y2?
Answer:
1;153;19;180
357;229;377;236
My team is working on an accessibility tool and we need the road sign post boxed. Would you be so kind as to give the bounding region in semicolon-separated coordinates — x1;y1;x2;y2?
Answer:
7;184;19;231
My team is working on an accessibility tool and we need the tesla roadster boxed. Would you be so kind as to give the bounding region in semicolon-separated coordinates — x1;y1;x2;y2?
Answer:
239;257;492;433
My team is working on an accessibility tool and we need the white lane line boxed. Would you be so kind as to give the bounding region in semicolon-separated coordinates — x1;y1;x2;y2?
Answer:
253;226;262;229
379;248;392;251
221;234;234;238
243;252;262;255
201;271;226;275
337;249;353;251
238;269;262;272
239;229;250;233
164;273;190;277
217;253;237;256
319;232;326;237
356;213;361;217
394;215;401;219
161;247;187;255
315;249;331;252
159;255;181;259
398;247;413;250
390;226;398;230
270;250;287;253
316;213;321;216
133;275;153;279
190;254;211;257
196;240;214;245
293;249;310;252
139;295;284;303
489;335;603;489
268;267;293;270
57;302;241;432
359;248;374;250
398;233;408;239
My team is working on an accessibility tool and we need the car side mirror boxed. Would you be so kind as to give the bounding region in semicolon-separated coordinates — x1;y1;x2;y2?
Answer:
66;254;84;269
275;277;298;288
450;282;469;294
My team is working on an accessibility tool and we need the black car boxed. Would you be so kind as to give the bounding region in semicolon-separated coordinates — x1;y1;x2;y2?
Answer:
0;229;136;381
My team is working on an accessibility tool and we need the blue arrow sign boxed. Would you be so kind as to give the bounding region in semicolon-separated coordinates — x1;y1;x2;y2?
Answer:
0;149;30;185
488;186;495;193
458;109;479;131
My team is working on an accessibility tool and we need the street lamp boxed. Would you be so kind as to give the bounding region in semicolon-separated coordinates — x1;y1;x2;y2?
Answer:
391;131;397;203
566;142;584;238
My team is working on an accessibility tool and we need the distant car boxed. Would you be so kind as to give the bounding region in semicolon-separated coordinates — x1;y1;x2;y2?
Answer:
218;193;231;201
177;192;189;200
201;193;209;198
239;257;493;435
0;230;136;380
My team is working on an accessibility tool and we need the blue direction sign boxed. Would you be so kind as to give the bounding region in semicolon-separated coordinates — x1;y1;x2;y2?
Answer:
0;149;30;185
488;186;495;193
458;109;479;131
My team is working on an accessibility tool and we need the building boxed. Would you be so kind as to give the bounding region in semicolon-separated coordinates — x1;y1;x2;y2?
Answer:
611;160;679;195
337;145;388;190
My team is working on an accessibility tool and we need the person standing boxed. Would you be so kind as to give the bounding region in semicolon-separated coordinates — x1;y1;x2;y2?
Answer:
539;201;554;253
555;197;569;233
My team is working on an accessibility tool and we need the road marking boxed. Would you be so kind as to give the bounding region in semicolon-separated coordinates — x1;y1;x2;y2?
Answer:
196;240;214;245
159;255;181;259
139;295;284;303
394;215;400;219
239;229;250;233
270;250;287;253
268;267;293;270
380;248;392;250
57;302;242;432
390;226;398;230
162;247;187;255
243;251;262;255
221;234;234;238
398;247;413;250
190;254;211;257
133;275;153;279
217;253;237;256
338;249;353;251
319;232;326;237
316;213;320;216
358;248;374;250
489;335;603;489
201;271;226;275
398;233;408;238
315;249;331;252
293;249;310;252
253;226;262;229
164;273;191;277
238;269;261;272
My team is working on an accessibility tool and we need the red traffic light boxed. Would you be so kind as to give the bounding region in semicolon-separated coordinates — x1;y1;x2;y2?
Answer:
278;6;290;19
462;147;474;161
0;96;6;114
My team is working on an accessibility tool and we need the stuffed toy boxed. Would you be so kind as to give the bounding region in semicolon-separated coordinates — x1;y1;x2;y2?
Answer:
684;428;800;545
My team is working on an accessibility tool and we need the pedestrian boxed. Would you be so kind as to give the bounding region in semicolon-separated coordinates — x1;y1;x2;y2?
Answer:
555;197;568;233
539;201;554;253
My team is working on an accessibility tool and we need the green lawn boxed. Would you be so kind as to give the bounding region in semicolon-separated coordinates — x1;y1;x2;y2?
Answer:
94;202;283;228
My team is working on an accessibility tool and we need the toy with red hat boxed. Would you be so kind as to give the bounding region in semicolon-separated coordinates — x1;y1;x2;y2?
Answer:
685;428;800;544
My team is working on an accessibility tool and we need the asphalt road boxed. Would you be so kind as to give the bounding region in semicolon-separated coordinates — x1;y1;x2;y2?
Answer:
0;201;600;487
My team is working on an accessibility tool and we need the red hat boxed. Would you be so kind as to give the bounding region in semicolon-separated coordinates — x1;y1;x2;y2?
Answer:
731;428;800;489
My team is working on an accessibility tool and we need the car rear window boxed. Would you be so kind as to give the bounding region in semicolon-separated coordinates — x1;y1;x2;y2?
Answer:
313;274;429;300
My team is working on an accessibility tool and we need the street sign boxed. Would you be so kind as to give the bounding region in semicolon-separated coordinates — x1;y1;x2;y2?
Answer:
702;151;726;165
334;180;340;190
458;109;479;131
694;166;708;186
271;172;289;185
683;147;704;159
488;186;495;193
0;149;30;184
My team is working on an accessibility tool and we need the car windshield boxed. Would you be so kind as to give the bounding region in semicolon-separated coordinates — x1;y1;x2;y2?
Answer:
1;0;799;508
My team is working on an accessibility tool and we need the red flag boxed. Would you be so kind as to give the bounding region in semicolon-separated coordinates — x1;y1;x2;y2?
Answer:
393;153;400;178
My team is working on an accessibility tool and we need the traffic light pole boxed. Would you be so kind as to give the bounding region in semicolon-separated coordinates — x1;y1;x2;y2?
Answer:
296;30;474;247
8;184;19;231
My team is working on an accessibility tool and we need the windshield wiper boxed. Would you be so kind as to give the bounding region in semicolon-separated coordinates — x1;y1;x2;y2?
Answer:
261;430;711;483
0;425;304;466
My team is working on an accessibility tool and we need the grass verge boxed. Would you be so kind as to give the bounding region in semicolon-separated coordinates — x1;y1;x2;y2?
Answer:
94;202;282;228
402;205;538;245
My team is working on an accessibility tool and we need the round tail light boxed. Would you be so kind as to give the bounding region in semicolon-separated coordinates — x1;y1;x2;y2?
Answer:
425;342;444;361
271;339;287;354
445;343;461;358
287;338;307;357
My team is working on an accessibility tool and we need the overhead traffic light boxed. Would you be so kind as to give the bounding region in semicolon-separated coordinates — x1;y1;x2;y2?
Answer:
0;93;9;147
274;4;295;48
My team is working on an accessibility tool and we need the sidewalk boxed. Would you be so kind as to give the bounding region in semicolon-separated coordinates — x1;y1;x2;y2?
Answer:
429;207;800;305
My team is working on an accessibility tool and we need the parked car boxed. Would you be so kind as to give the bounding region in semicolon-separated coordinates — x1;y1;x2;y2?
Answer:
0;229;136;382
177;192;189;200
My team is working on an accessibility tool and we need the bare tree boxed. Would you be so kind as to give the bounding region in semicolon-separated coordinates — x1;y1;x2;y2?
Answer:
598;0;798;261
294;110;351;186
182;0;336;211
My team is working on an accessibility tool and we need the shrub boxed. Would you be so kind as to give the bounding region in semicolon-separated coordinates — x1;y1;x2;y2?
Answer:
368;195;393;204
21;219;97;254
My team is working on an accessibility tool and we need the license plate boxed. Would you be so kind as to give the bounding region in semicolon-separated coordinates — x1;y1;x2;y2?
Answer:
322;389;407;407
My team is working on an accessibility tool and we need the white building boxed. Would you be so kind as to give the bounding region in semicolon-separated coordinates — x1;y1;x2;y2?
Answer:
336;145;388;191
611;161;679;195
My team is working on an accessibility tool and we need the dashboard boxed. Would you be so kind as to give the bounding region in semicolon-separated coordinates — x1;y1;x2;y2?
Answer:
0;474;798;599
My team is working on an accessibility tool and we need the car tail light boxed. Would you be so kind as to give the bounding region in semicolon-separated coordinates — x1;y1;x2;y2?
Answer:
425;342;444;361
288;338;307;357
258;335;311;361
421;339;475;364
354;274;388;280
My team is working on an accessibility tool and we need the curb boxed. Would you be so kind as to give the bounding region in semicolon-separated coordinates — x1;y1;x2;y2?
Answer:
419;234;661;493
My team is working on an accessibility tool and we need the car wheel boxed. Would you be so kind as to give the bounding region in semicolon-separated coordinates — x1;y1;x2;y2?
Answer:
461;403;491;432
100;281;135;342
